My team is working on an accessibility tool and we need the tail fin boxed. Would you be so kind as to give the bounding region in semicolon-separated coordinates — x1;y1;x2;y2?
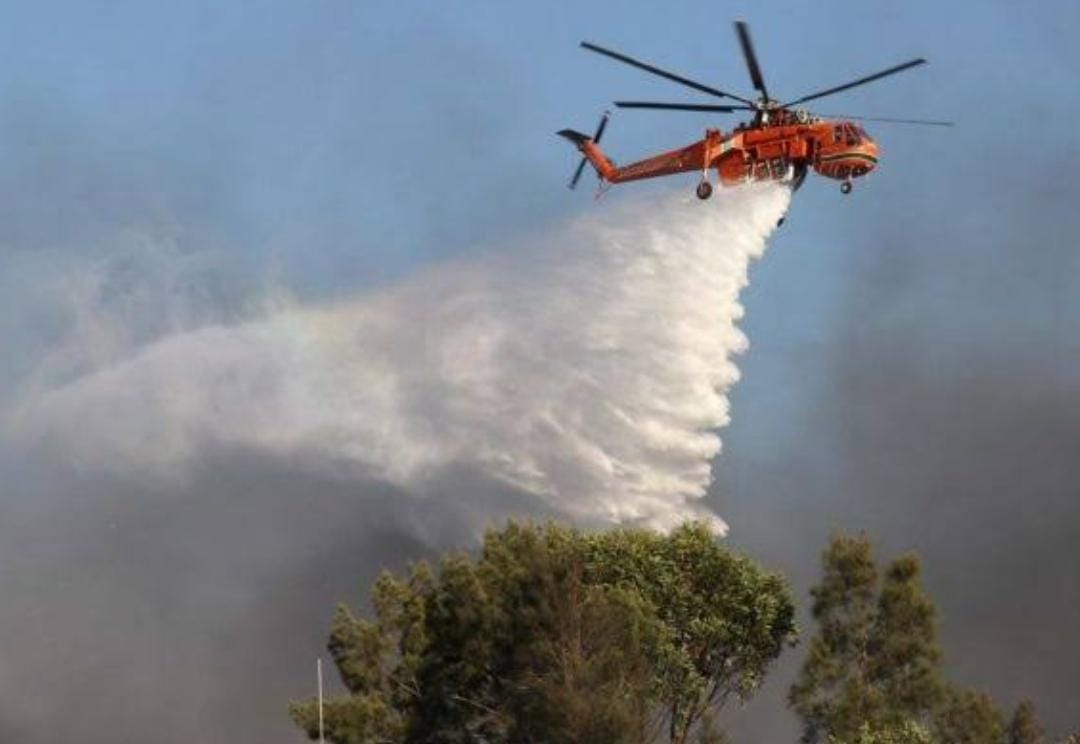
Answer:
557;129;591;147
558;111;617;189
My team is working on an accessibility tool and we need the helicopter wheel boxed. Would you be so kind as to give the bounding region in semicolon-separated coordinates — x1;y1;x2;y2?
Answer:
840;181;853;195
696;180;713;200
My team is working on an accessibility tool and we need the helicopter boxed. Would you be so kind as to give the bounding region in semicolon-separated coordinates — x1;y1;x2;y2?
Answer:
558;21;952;199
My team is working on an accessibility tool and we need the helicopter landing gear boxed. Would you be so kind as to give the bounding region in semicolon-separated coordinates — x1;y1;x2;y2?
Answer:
840;180;853;195
696;180;713;200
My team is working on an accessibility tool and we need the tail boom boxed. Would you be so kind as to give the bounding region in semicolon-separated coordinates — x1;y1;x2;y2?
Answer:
559;130;714;186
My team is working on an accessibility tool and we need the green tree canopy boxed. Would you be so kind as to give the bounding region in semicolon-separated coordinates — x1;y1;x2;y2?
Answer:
290;521;796;743
933;688;1006;744
790;534;946;741
788;533;922;741
1006;700;1045;744
829;720;935;744
789;532;1055;744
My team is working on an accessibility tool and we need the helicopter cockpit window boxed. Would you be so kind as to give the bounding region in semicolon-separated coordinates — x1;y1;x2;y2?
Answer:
833;125;843;144
843;124;859;145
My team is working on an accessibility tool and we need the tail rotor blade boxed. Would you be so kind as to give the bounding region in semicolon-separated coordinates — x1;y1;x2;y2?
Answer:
569;111;608;188
593;111;610;143
569;157;588;189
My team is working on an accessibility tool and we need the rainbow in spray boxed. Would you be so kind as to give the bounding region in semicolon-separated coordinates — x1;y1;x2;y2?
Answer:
7;184;790;532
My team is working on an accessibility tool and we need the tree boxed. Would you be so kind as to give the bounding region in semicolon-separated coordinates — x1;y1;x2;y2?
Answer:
1006;700;1045;744
933;688;1005;744
868;555;944;723
829;720;934;744
792;534;881;738
582;523;797;743
290;521;796;743
790;534;885;740
790;534;945;741
790;533;1058;744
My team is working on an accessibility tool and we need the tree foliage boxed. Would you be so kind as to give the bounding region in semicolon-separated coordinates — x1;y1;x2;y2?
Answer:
829;720;935;744
1006;700;1045;744
789;533;881;740
789;533;946;741
290;521;796;743
789;533;1057;744
933;687;1006;744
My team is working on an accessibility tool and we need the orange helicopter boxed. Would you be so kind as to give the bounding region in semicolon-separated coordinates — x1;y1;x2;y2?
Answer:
559;22;951;199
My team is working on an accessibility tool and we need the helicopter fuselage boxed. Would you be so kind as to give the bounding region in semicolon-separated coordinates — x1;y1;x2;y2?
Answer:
573;116;878;194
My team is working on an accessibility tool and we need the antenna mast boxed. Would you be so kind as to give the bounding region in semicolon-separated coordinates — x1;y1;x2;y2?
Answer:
317;657;326;744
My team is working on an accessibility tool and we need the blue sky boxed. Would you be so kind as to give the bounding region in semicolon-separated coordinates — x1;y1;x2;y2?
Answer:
3;0;1074;329
0;2;1069;251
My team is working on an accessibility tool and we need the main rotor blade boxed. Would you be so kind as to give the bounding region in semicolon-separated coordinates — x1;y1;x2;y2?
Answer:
816;113;954;127
784;58;927;107
581;41;754;105
615;101;753;112
734;21;769;100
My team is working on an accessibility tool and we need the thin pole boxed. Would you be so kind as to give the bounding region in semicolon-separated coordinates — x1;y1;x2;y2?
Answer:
317;657;325;744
